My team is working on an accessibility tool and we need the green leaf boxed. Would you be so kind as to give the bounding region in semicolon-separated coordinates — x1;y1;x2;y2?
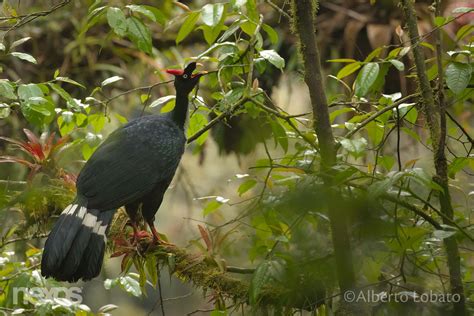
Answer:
201;3;224;27
18;84;43;102
238;179;257;196
434;16;446;27
48;82;74;103
340;138;368;159
22;101;55;126
119;275;142;297
0;103;11;118
0;80;16;99
270;120;288;152
368;172;404;200
11;37;31;49
167;253;176;274
456;24;473;41
75;113;88;126
445;62;471;94
401;126;420;141
176;11;200;44
81;143;94;160
145;255;158;286
262;23;278;45
203;200;222;216
89;114;106;133
389;59;405;71
354;62;380;97
246;0;259;22
115;113;128;124
396;103;418;124
101;75;123;87
187;112;209;145
126;5;156;21
327;58;358;63
249;260;284;305
260;50;285;69
365;47;383;62
420;41;435;52
55;76;86;89
240;19;256;36
336;62;361;79
58;114;75;136
365;121;384;145
142;5;166;25
160;99;176;113
330;108;354;123
405;168;443;191
149;95;176;109
201;24;226;45
10;52;37;64
29;103;51;115
448;157;469;179
126;17;153;54
107;7;128;37
218;20;243;42
378;155;395;171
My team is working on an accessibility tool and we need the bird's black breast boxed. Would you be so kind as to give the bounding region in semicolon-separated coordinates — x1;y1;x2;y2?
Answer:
76;115;186;210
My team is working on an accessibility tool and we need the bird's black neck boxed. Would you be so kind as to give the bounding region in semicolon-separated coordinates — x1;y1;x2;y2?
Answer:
171;91;189;130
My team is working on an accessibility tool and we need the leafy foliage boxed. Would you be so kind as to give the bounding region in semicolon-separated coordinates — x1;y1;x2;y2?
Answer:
0;0;472;315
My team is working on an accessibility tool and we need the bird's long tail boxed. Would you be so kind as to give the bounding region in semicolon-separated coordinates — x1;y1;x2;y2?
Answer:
41;197;115;282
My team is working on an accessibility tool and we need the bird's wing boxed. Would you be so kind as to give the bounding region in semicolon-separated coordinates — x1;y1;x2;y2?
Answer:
76;117;185;210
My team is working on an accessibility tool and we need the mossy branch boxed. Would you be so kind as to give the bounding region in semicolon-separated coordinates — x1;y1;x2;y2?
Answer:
138;243;321;311
401;1;466;314
290;0;357;302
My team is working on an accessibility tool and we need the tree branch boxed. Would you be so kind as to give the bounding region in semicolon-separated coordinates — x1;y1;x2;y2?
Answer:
291;1;357;308
402;1;466;314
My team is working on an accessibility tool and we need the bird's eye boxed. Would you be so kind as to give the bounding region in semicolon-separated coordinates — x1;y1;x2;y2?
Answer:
183;74;188;79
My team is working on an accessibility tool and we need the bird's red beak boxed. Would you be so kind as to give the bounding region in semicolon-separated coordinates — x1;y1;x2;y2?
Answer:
165;69;207;77
165;69;184;76
165;63;207;78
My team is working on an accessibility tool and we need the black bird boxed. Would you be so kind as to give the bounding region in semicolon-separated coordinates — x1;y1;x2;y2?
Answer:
41;62;206;282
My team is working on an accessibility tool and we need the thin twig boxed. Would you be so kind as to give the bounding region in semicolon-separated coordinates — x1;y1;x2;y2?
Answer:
1;1;72;36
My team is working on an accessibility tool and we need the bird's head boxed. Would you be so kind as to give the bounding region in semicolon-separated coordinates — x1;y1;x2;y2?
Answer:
166;62;207;95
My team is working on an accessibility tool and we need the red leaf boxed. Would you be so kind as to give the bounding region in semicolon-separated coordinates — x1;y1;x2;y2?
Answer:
23;128;40;145
113;236;130;247
42;133;56;157
0;135;42;161
30;143;45;161
198;224;212;252
22;129;45;161
136;230;152;239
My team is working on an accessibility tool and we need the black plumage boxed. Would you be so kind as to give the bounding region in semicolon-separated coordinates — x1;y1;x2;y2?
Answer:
41;62;205;282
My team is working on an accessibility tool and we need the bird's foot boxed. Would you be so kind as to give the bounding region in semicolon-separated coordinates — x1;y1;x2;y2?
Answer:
148;224;172;246
129;230;152;244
